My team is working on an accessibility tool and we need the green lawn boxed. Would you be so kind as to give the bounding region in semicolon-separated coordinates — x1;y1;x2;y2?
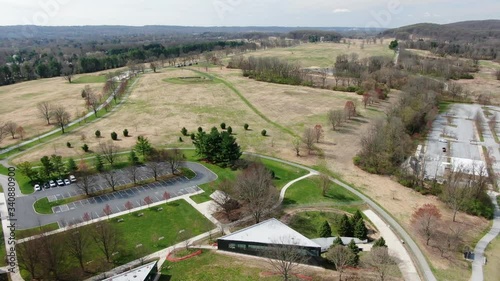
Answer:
283;176;362;206
0;165;34;194
288;211;344;239
16;223;60;239
258;158;308;189
72;75;107;84
159;250;281;281
33;197;84;214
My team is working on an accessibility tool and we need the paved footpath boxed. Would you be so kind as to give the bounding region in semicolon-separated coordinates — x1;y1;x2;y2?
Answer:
470;191;500;281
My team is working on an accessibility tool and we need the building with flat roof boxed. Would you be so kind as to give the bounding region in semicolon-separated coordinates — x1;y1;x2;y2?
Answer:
217;218;322;258
103;261;157;281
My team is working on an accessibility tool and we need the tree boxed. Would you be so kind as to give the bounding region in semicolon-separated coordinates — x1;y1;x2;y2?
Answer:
220;122;226;130
17;236;42;280
244;123;249;130
135;136;152;158
235;162;278;223
126;165;139;186
66;158;78;173
4;121;17;138
16;125;25;140
351;210;363;225
193;127;242;165
150;62;158;73
211;179;240;221
18;161;37;182
62;63;74;83
123;129;129;137
344;101;356;120
94;154;105;172
39;232;66;280
302;127;315;154
50;154;65;178
292;138;301;157
373;237;387;248
128;150;140;166
365;247;396;281
411;204;441;245
442;165;472;222
318;174;330;196
84;87;100;117
354;219;368;240
102;170;118;191
125;201;134;213
65;227;90;271
328;109;344;130
332;236;344;246
40;155;54;177
338;214;353;237
389;40;399;50
347;239;360;266
37;101;53;125
91;221;120;263
53;106;71;133
313;124;324;143
227;126;233;135
318;220;332;237
103;204;113;218
82;144;89;152
326;245;353;281
111;131;118;140
99;141;119;166
166;148;183;175
163;191;171;201
261;129;267;136
76;170;95;196
264;237;308;281
95;130;101;138
181;127;188;136
144;196;153;207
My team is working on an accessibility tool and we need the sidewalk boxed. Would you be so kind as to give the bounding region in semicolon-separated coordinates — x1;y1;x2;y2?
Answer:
0;192;24;281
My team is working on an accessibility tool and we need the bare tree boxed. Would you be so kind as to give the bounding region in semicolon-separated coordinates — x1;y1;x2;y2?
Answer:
496;69;500;81
0;122;6;143
99;141;119;166
318;174;331;197
264;237;308;281
150;62;158;73
166;148;183;175
126;165;139;186
16;125;25;140
62;63;74;83
411;204;441;245
328;109;344;130
92;221;120;263
302;128;315;154
292;138;301;157
235;162;279;223
86;89;100;117
313;124;324;143
125;201;134;213
39;232;66;280
37;101;53;125
443;165;472;222
102;170;119;191
364;247;397;281
17;237;42;280
326;245;353;281
76;171;95;196
53;106;71;133
211;179;240;221
65;228;90;271
4;121;17;139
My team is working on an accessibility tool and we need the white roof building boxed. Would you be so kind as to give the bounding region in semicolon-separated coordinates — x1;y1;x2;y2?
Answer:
103;261;157;281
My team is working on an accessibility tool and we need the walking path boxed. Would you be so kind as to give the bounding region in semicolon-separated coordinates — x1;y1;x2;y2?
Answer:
470;191;500;281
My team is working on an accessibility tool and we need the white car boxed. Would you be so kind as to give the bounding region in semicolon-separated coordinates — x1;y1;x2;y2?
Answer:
438;138;447;143
69;175;76;183
57;179;65;186
64;179;71;185
34;184;41;191
49;180;57;188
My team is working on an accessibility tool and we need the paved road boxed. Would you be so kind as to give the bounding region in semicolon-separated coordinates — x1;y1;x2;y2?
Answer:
471;191;500;281
0;162;216;229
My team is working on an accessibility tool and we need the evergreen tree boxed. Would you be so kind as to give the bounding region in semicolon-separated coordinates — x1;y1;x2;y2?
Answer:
193;127;241;165
66;158;78;173
135;136;152;158
373;237;387;248
40;155;54;176
318;220;332;238
332;236;344;246
354;218;368;240
347;239;360;266
128;150;140;165
50;154;65;178
94;154;104;172
338;214;353;237
351;210;363;225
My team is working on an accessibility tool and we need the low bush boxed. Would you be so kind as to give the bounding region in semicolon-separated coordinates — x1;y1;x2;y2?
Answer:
111;132;118;140
123;129;129;137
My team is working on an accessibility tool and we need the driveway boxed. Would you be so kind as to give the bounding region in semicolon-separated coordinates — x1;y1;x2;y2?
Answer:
0;162;217;229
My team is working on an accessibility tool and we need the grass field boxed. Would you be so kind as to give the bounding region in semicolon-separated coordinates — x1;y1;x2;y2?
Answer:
159;250;281;281
283;176;362;206
238;40;395;68
288;210;351;239
72;75;107;84
484;235;500;280
16;222;59;239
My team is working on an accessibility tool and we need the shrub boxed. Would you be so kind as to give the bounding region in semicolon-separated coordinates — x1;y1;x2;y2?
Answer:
179;137;184;142
198;127;203;133
261;129;267;136
244;123;249;130
111;132;118;140
220;123;226;130
66;142;71;148
123;129;129;137
181;127;188;136
81;144;89;152
190;133;195;140
227;126;233;135
95;130;101;138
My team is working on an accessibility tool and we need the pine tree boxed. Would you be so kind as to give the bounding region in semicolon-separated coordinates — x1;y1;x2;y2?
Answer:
354;218;368;240
94;154;104;172
338;214;353;237
332;236;344;246
128;150;140;165
318;220;332;238
373;237;387;248
351;210;363;225
135;136;152;158
347;239;360;266
66;158;78;173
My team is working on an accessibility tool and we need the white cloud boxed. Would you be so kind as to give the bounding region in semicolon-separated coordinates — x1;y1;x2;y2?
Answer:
333;8;351;13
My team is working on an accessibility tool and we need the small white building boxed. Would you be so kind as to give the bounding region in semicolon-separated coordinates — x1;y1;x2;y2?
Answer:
103;261;157;281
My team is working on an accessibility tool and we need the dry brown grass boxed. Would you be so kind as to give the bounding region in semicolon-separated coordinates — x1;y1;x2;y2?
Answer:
0;72;107;147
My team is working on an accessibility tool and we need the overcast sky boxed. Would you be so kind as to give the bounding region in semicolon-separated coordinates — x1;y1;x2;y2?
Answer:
1;0;499;28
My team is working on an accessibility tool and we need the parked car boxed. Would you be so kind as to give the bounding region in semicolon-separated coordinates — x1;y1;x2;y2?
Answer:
64;179;71;185
69;175;76;183
57;179;65;186
442;147;447;152
43;183;50;189
34;184;41;191
49;180;57;188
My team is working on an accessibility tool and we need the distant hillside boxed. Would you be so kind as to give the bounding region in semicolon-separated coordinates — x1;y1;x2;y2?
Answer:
382;20;500;41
